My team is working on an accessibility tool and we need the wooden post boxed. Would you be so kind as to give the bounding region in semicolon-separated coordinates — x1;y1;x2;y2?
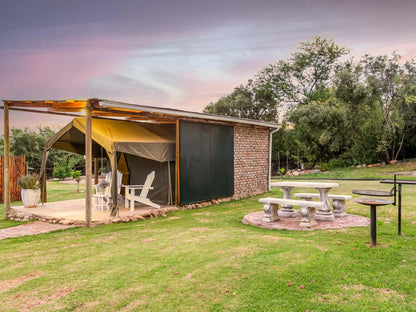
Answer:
176;120;180;206
3;102;10;219
85;100;92;226
94;158;99;184
110;152;118;216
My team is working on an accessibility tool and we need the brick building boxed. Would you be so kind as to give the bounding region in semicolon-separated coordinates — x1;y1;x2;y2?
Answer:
3;99;279;211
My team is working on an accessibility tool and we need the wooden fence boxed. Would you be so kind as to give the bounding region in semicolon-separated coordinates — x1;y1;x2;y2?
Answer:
0;155;27;203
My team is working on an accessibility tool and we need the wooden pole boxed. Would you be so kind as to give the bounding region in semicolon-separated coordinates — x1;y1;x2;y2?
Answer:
85;100;92;226
94;158;99;184
3;102;10;219
176;120;180;206
110;152;118;216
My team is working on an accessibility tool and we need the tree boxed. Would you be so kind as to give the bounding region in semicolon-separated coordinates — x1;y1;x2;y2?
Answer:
70;170;82;192
204;35;416;168
205;36;349;123
256;36;349;107
288;103;348;164
334;53;415;163
8;126;84;177
204;80;280;122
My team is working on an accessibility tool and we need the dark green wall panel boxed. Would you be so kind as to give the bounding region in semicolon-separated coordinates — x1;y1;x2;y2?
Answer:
179;121;234;205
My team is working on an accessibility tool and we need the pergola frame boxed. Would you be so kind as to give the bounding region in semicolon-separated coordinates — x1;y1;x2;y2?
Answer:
1;98;279;226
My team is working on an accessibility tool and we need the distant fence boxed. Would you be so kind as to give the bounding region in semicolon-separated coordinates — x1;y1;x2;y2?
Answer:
0;155;27;203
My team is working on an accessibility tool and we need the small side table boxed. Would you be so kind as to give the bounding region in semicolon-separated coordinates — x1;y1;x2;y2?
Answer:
354;198;393;246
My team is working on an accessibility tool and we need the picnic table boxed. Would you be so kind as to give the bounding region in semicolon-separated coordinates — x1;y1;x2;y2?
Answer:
270;181;339;221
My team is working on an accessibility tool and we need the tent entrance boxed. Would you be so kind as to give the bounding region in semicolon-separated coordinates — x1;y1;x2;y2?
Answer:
41;118;177;209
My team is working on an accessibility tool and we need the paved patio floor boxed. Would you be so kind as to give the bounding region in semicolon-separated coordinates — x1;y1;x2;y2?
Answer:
9;198;177;225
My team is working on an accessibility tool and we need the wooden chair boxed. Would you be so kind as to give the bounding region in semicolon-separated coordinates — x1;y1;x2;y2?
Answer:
124;171;160;211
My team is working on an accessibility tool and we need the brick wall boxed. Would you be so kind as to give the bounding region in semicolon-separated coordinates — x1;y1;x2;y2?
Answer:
233;125;270;198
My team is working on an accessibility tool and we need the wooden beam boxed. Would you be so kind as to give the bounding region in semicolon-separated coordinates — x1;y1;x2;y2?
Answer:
3;102;10;218
4;100;86;108
85;100;92;226
0;106;82;118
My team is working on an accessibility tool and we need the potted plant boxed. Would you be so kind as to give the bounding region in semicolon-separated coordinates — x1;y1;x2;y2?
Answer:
17;174;41;208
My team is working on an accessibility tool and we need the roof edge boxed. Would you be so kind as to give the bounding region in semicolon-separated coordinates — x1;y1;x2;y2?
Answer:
97;99;280;129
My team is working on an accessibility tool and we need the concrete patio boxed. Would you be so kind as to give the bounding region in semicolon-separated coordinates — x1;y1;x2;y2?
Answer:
8;198;178;226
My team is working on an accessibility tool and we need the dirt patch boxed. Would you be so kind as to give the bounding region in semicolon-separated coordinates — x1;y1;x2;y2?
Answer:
247;234;292;242
0;272;44;293
198;218;211;223
342;284;405;302
143;238;155;243
189;227;211;232
17;287;73;312
119;299;148;312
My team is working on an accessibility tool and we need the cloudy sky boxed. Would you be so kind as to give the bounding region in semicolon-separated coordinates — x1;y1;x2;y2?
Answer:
1;0;415;130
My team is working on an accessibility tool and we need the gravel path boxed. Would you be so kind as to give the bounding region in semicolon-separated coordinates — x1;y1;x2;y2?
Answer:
0;221;73;240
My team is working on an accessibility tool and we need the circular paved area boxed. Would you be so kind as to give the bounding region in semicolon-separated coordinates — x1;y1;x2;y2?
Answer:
0;221;74;240
243;211;370;231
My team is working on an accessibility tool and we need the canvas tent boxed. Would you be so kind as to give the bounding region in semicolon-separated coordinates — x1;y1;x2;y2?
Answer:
40;118;176;207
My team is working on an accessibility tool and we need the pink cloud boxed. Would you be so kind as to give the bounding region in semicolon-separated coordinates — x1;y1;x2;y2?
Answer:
0;42;126;99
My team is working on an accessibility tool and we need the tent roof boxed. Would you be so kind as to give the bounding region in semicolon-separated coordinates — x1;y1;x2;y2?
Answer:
46;118;176;162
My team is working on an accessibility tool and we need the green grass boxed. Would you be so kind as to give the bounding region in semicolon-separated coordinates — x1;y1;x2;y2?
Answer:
277;161;416;180
1;167;416;311
0;180;86;228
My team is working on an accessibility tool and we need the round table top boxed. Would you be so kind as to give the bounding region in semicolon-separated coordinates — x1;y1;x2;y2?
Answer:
354;198;394;206
352;190;393;197
271;181;339;188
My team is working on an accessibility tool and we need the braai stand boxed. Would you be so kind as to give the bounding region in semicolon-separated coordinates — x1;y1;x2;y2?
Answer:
354;198;394;246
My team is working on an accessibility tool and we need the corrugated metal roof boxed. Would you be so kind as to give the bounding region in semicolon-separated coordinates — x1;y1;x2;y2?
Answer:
1;98;280;129
96;98;280;128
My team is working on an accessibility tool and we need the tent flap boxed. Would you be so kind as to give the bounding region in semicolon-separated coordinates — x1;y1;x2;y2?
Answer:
45;118;176;162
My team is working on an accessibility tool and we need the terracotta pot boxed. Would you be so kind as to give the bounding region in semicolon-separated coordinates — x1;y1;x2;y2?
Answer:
21;189;40;208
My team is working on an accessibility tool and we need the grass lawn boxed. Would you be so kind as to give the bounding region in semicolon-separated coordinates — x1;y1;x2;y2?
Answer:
0;168;416;311
0;180;86;229
279;161;416;180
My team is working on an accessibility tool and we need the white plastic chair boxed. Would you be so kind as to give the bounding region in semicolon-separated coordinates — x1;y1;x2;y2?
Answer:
124;171;160;211
92;170;122;210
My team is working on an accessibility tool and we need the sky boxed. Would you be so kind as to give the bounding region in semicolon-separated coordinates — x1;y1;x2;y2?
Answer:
1;0;416;131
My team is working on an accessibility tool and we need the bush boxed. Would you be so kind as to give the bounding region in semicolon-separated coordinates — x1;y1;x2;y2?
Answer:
17;174;40;189
53;154;84;179
53;159;70;179
327;157;354;170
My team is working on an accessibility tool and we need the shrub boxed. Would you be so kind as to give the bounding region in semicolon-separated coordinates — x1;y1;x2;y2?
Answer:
327;157;354;170
17;174;40;189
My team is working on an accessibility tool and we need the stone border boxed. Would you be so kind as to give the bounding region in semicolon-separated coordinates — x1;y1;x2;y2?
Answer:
7;206;179;227
242;211;370;231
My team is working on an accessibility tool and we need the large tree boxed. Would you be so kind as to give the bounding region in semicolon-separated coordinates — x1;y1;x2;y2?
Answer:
204;79;279;122
205;36;349;123
204;36;416;167
256;36;349;106
334;53;416;163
